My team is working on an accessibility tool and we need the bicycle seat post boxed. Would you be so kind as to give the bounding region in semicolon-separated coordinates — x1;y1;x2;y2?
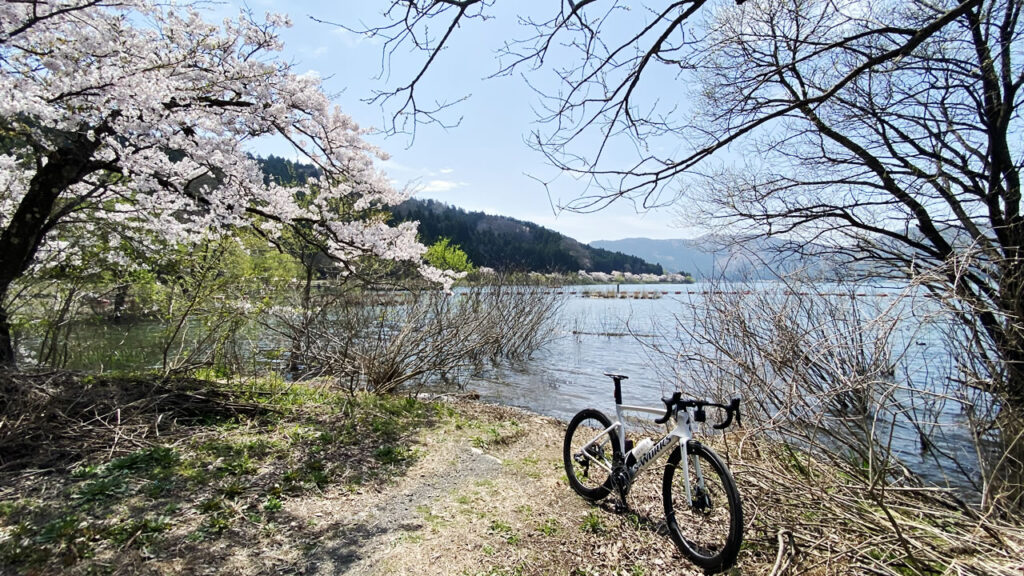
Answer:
604;372;628;405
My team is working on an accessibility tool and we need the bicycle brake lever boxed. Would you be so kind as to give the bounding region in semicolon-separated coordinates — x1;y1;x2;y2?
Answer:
713;397;742;430
654;391;681;424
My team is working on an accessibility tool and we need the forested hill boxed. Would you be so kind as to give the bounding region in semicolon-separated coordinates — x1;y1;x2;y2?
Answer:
257;154;320;185
391;199;662;274
254;156;661;274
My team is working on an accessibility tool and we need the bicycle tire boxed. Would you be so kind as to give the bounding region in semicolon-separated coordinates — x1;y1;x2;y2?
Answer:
663;442;743;573
563;408;620;501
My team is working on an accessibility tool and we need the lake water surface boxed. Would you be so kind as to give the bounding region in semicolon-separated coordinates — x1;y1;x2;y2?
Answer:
26;281;981;492
467;282;980;493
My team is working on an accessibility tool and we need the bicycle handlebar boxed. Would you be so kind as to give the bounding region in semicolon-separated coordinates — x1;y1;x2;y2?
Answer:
654;393;742;430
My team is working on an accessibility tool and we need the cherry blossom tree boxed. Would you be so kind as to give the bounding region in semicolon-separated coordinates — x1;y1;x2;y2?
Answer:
0;0;448;367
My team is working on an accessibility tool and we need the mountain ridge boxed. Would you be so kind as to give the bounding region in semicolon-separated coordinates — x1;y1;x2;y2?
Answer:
391;199;664;275
254;155;664;275
591;235;819;279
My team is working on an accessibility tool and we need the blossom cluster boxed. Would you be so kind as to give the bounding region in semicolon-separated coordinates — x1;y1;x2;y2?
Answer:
576;270;691;284
0;0;447;287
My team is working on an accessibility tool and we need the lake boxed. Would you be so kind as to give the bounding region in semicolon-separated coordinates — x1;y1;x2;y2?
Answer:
465;282;981;493
18;281;981;493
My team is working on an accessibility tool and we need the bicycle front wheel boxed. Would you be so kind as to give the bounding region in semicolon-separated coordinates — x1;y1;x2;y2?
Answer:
563;409;620;501
663;442;743;573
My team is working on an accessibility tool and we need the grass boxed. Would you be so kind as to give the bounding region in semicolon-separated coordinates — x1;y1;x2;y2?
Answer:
374;444;417;464
579;510;606;535
488;520;520;545
469;419;524;449
0;373;443;575
4;371;1022;576
538;517;559;536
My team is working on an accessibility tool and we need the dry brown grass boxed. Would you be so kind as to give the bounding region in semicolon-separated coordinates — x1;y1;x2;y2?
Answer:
0;370;265;471
728;435;1024;576
2;373;1023;576
341;402;699;576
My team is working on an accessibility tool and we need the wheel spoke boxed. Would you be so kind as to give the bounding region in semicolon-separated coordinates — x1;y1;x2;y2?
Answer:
563;409;618;501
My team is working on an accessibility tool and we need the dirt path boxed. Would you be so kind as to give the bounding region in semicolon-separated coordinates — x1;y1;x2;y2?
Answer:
7;375;1022;576
304;436;502;574
8;374;1023;576
0;375;706;576
290;401;698;576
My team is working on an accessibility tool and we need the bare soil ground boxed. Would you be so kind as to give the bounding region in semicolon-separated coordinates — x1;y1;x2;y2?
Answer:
296;401;706;576
0;374;725;576
3;372;1023;576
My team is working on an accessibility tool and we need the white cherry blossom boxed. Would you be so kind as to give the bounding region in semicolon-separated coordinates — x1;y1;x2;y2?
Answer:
0;0;445;366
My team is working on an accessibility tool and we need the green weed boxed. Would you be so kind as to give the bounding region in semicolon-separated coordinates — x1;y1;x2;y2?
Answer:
374;445;415;465
476;566;526;576
38;512;97;562
221;480;246;498
199;496;226;514
580;511;606;535
0;521;49;567
203;513;232;534
538;518;559;536
108;446;179;474
222;452;257;476
471;420;522;449
142;478;175;498
70;464;101;479
75;475;128;504
0;500;24;518
105;516;170;547
489;520;520;544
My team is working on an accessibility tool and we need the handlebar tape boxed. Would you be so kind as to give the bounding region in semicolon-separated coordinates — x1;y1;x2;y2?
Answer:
654;395;742;429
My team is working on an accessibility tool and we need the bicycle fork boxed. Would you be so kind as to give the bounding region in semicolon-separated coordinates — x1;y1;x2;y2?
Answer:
669;413;710;513
680;440;707;511
654;437;711;515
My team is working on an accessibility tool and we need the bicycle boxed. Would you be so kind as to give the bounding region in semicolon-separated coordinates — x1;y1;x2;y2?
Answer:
563;372;743;574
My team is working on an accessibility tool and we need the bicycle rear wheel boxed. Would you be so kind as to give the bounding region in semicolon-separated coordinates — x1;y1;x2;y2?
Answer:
663;442;742;573
563;409;619;501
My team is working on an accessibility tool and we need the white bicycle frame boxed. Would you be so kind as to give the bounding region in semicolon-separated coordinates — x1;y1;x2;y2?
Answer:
580;400;706;505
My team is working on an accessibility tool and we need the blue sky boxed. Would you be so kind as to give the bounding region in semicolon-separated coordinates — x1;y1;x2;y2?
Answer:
215;1;696;244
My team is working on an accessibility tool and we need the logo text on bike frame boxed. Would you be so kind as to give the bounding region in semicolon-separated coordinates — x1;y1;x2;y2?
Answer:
634;433;677;472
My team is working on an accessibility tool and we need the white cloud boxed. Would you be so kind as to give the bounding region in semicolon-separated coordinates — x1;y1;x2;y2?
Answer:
438;168;455;174
330;26;383;48
418;179;468;193
306;45;329;58
380;159;416;174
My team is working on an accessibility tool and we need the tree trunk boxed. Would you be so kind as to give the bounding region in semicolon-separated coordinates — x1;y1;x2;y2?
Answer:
111;283;130;324
985;259;1024;510
287;258;315;375
0;299;15;368
0;132;106;369
991;401;1024;511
